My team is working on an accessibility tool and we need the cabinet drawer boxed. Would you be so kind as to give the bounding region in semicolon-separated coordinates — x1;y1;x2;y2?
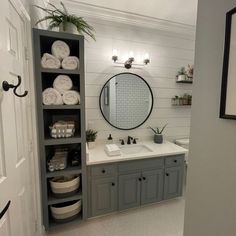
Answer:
165;155;184;167
118;157;164;173
90;164;117;177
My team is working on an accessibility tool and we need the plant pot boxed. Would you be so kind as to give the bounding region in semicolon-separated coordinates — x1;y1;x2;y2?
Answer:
59;22;78;34
154;134;163;144
177;74;186;81
88;141;96;149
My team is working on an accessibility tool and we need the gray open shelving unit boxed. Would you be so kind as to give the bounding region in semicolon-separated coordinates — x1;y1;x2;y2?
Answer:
33;29;87;230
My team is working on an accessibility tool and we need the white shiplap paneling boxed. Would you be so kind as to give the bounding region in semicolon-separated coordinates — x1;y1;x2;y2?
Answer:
85;20;194;142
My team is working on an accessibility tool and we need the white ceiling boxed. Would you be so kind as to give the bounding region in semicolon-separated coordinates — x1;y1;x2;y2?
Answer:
72;0;198;26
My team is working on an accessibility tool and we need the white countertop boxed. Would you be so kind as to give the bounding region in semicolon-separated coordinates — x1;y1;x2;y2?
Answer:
86;141;188;166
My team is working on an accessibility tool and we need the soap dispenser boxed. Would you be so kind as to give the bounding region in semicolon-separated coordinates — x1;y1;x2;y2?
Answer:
107;134;113;144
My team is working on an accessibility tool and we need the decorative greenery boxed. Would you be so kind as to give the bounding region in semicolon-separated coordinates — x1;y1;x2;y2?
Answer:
186;64;194;78
34;2;95;40
148;124;168;135
177;67;186;75
86;129;98;142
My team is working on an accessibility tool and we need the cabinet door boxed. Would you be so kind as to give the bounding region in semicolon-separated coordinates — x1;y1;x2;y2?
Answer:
164;166;183;200
119;173;141;210
141;169;164;205
91;177;117;217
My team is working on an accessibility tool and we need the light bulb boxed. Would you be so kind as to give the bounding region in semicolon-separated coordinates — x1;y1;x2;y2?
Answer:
112;49;118;56
129;51;134;58
144;53;149;60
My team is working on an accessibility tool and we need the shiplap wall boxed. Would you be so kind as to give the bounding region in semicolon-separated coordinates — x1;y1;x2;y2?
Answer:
84;20;195;142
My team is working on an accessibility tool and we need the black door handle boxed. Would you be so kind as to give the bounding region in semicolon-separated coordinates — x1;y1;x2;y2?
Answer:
0;201;11;220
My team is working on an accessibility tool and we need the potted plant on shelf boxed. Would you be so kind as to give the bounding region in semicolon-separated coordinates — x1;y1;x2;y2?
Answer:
148;124;168;144
186;64;194;81
188;94;192;105
34;2;96;40
176;67;186;82
86;129;98;149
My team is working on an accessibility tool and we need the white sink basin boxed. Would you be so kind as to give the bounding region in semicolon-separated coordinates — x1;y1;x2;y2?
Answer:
120;144;153;155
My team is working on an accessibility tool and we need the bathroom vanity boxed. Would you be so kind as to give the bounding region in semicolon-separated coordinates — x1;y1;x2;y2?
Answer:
86;141;187;218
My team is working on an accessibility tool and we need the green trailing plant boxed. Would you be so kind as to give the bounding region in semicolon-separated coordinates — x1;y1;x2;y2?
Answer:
34;2;95;40
86;129;98;142
148;124;168;135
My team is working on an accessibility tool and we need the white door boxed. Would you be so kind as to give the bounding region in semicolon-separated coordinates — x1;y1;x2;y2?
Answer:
0;1;35;236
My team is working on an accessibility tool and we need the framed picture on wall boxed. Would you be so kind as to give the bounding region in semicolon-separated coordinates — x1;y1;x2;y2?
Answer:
220;7;236;119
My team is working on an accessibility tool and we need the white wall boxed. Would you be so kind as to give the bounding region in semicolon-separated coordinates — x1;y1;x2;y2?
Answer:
85;20;194;142
72;0;198;26
184;0;236;235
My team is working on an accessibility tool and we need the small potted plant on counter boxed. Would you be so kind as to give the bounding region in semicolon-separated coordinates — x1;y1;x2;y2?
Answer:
86;129;98;149
176;67;187;82
148;124;168;144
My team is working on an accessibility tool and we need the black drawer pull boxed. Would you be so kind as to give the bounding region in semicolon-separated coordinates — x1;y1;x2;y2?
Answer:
166;173;169;176
142;177;146;180
0;201;11;220
111;182;115;186
138;177;142;181
173;160;177;163
102;169;106;174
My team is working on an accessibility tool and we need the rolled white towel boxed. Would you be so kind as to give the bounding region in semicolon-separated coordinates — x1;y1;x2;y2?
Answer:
41;53;60;69
62;56;79;70
62;90;80;105
51;40;70;61
53;75;73;94
42;88;63;105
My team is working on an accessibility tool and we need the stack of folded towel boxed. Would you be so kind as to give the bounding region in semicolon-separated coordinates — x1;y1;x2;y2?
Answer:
42;74;80;105
104;144;121;156
41;40;80;70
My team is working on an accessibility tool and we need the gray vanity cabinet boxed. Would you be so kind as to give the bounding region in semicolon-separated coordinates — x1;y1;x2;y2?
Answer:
141;169;164;205
88;154;184;218
91;177;118;216
118;173;141;210
163;166;183;200
119;169;164;210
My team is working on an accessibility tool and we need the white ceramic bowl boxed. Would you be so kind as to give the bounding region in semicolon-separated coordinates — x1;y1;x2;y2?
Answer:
50;175;80;194
50;200;81;220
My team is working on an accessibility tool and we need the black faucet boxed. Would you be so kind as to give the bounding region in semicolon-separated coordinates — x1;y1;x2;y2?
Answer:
127;136;133;145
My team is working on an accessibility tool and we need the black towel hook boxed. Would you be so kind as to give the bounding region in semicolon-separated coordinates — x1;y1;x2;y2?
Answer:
2;75;28;98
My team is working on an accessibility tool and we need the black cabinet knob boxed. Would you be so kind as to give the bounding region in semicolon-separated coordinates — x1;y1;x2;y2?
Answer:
142;177;146;180
174;160;177;163
102;169;106;173
111;182;115;186
166;173;169;176
138;177;142;181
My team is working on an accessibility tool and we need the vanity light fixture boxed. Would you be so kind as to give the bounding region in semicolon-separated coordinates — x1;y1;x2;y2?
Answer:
112;49;150;69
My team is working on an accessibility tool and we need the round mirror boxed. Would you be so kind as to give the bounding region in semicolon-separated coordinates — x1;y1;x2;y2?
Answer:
99;73;153;130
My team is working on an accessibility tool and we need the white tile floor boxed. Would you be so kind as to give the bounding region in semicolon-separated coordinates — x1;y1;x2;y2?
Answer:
48;198;185;236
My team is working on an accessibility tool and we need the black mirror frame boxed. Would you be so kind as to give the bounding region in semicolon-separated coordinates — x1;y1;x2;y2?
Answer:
99;72;154;130
220;7;236;119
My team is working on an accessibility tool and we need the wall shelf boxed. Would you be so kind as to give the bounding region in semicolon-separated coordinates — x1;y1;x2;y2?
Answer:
176;80;193;84
40;68;80;75
46;165;82;178
43;105;81;110
44;136;82;146
33;29;87;230
48;190;82;205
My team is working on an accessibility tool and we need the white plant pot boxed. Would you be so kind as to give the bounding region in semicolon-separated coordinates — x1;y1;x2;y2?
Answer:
59;22;78;34
88;141;96;149
177;74;186;81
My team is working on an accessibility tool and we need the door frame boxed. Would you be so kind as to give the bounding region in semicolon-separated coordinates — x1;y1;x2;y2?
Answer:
8;0;43;235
